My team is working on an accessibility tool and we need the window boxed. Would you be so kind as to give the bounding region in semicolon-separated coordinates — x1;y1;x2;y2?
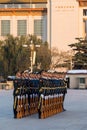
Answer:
83;9;87;16
17;20;27;36
7;4;19;8
0;4;5;8
34;19;43;37
1;20;10;36
0;4;32;8
79;78;85;84
35;4;46;8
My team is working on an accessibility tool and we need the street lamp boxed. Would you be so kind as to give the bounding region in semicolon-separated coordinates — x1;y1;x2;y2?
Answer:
30;42;35;73
23;42;40;73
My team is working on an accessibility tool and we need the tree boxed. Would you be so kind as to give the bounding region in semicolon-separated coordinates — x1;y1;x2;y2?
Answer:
0;34;51;77
22;35;51;71
36;41;51;71
0;35;29;77
69;38;87;69
50;47;73;70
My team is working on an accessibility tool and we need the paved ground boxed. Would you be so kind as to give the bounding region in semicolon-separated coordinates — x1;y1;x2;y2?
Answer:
0;89;87;130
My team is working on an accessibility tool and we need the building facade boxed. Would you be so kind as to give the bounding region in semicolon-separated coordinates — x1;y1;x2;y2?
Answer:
0;0;47;43
48;0;87;50
0;0;86;51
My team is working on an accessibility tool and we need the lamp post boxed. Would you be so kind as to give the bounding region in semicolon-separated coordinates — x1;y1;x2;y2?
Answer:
23;42;40;73
30;42;35;73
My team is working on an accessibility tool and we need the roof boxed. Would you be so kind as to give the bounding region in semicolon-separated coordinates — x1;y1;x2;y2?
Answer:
0;0;47;4
67;70;87;74
78;0;87;1
78;0;87;7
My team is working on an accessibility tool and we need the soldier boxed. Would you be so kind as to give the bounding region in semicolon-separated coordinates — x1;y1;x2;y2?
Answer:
13;76;22;118
15;71;21;79
13;84;20;118
38;92;44;119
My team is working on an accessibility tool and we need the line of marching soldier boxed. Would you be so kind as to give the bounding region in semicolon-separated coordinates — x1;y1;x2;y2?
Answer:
13;77;67;119
38;86;67;119
13;79;39;118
